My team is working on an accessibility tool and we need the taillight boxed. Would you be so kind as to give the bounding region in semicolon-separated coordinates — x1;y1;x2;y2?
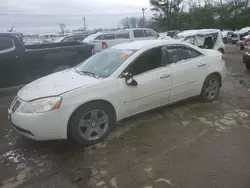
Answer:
102;42;108;49
222;54;225;61
244;37;250;45
92;48;95;55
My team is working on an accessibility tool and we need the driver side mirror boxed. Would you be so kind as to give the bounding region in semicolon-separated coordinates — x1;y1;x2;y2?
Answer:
123;72;138;86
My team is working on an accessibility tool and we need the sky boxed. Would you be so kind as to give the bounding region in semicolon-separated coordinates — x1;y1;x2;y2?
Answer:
0;0;153;33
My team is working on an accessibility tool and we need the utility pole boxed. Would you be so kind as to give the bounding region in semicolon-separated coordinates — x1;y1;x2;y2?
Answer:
82;17;86;31
142;8;147;27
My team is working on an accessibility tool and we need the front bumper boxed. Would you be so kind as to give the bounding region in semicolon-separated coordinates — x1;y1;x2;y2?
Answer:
8;98;72;141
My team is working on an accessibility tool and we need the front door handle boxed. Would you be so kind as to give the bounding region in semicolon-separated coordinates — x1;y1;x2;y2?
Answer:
160;73;171;79
198;62;206;67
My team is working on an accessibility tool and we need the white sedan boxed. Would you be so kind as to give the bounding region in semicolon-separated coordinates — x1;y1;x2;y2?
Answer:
8;40;227;145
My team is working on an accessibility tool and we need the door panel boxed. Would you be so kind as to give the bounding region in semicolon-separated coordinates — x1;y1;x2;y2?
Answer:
170;58;203;101
118;66;171;118
166;45;206;102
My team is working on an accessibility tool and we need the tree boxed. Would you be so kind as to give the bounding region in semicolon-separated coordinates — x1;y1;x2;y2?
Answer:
150;0;250;32
118;17;150;29
150;0;184;29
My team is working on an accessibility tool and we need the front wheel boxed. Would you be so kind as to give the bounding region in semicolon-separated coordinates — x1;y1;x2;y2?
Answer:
200;75;220;103
69;102;115;145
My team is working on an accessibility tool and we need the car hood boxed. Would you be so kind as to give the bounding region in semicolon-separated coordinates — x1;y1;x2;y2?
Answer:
18;69;99;101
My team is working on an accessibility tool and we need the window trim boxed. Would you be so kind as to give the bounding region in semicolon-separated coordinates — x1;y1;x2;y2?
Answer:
0;37;16;54
120;46;165;77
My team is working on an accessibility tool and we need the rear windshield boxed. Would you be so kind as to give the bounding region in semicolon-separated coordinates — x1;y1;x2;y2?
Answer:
76;48;136;78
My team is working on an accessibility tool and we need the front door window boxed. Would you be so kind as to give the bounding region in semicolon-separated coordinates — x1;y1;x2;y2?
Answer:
128;47;163;75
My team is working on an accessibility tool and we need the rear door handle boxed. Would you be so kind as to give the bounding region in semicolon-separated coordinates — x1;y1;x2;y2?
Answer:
198;63;206;67
160;73;171;79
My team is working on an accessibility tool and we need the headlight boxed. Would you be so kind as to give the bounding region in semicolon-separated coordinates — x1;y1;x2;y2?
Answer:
21;97;62;113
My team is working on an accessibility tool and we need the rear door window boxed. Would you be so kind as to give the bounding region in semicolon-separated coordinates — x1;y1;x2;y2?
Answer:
104;34;115;40
145;30;157;37
0;37;14;52
166;46;198;64
115;32;130;39
95;35;104;40
133;30;145;38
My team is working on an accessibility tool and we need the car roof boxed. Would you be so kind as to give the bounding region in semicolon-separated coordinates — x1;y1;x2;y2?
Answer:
112;40;184;50
237;27;250;34
177;29;221;37
123;28;153;31
176;30;198;36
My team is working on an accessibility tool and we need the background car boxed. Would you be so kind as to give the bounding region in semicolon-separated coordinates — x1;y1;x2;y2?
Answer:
222;30;234;43
0;32;93;88
166;30;181;38
158;32;173;40
90;28;159;52
174;29;225;53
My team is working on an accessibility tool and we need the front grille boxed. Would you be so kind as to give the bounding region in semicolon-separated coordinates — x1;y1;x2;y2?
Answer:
12;100;21;113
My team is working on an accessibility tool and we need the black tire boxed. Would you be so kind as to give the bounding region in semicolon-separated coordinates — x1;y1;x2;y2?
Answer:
240;44;244;51
68;102;115;145
200;74;221;103
246;63;250;70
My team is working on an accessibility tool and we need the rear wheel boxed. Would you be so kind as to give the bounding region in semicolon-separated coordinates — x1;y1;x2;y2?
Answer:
201;74;220;103
240;44;244;51
69;102;115;145
246;63;250;70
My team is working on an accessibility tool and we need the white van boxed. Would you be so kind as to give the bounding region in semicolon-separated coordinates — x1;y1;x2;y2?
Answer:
174;29;225;53
91;28;159;52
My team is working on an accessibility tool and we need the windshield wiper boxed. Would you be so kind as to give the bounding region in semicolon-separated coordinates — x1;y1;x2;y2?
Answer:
80;71;100;79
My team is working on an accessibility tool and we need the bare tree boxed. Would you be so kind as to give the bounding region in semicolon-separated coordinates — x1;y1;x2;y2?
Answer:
57;23;67;34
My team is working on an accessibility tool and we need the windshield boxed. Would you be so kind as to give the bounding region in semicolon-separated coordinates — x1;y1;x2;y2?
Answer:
75;48;136;78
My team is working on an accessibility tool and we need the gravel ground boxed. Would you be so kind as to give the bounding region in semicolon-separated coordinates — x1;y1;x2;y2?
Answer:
0;44;250;188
